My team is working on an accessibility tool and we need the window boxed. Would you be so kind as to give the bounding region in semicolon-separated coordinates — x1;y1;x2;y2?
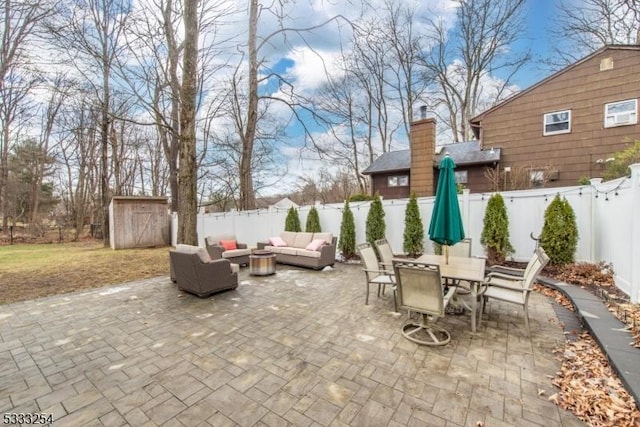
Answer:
604;99;637;128
387;175;408;187
454;170;468;184
529;170;544;184
543;110;571;135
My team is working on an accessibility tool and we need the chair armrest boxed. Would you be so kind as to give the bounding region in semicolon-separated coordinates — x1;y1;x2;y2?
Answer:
257;241;268;250
199;258;234;276
206;244;224;260
489;265;525;277
237;242;248;249
486;271;525;281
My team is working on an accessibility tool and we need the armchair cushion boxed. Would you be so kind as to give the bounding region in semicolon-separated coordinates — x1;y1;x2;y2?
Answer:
220;239;237;250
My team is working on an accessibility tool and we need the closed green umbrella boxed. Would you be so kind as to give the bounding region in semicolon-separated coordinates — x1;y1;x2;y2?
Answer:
428;155;465;263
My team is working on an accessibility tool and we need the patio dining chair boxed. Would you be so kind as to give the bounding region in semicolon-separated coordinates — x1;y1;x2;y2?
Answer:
479;247;550;335
392;260;456;346
357;242;397;311
446;238;473;294
374;238;399;271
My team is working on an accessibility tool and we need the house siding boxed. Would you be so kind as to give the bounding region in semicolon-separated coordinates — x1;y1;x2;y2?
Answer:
477;47;640;188
371;172;411;199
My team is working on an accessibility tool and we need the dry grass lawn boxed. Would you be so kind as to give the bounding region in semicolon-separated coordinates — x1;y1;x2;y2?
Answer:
0;241;170;305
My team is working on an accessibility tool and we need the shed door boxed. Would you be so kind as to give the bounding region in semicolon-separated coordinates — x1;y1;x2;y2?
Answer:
133;212;156;247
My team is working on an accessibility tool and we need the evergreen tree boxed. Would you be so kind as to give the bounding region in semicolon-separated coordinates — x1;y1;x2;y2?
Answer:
480;193;513;265
366;193;386;247
540;195;578;264
339;200;356;260
403;192;424;257
284;207;301;232
305;206;321;232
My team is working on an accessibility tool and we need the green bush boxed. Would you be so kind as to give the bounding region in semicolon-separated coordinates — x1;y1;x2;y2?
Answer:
604;141;640;181
480;193;513;265
403;192;424;257
338;200;356;259
540;195;578;265
366;193;385;248
349;193;373;202
284;207;301;232
305;207;321;232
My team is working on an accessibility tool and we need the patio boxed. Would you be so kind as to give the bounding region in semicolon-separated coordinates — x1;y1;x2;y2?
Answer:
0;264;585;426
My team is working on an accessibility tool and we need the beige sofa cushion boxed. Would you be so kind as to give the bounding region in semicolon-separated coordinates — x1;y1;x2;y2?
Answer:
295;249;321;258
196;248;211;263
281;231;297;247
293;232;314;249
278;247;298;256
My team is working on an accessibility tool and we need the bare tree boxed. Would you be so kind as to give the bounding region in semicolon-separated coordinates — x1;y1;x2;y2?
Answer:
0;0;53;233
176;0;199;245
47;0;130;246
551;0;640;65
421;0;530;142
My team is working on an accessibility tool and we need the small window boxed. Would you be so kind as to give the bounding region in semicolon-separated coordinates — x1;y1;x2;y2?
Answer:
604;99;637;128
543;110;571;135
530;170;544;184
387;175;408;187
454;170;468;184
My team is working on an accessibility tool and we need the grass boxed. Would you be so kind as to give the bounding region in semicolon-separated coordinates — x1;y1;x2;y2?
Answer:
0;241;170;305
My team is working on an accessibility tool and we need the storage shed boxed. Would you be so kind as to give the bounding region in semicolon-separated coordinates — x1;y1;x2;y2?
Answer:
109;196;171;249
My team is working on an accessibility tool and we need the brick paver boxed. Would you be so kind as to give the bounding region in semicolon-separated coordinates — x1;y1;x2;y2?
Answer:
0;263;585;426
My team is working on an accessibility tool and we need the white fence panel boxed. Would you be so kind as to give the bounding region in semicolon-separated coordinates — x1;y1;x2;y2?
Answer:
176;164;640;301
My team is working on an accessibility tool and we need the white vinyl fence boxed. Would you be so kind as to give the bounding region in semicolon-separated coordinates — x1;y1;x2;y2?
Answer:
172;164;640;302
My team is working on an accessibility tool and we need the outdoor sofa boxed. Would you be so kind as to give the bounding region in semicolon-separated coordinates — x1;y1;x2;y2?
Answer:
205;234;251;266
257;231;336;270
169;244;239;297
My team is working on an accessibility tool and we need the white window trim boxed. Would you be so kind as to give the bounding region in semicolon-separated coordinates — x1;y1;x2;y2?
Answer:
543;110;571;136
387;175;409;187
454;170;468;184
604;99;637;128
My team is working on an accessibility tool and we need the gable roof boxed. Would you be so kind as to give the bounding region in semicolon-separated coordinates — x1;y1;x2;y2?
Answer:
470;45;640;136
361;150;410;175
361;141;501;175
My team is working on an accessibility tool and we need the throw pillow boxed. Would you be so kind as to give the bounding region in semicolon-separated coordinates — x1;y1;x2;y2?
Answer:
305;238;326;251
269;236;288;247
219;240;237;250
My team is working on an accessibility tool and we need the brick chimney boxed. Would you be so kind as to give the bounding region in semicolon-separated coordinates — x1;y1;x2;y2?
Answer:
410;115;436;197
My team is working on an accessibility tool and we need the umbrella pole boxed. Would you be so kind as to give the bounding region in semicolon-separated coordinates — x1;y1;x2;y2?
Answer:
445;245;449;264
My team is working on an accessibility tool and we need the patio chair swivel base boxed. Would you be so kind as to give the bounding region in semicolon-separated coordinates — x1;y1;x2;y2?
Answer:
402;314;451;346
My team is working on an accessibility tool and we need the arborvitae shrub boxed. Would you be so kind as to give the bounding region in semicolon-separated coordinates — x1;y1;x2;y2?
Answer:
284;207;301;232
540;195;578;265
338;200;356;260
403;192;424;257
480;193;514;265
305;207;321;232
366;193;386;248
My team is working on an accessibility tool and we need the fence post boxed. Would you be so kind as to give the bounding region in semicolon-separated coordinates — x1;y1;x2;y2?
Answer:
589;178;603;263
629;164;640;303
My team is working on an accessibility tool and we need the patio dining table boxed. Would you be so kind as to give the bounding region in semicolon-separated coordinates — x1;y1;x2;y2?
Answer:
415;254;486;332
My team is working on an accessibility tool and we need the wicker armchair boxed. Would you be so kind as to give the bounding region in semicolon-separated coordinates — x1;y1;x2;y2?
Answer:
169;245;238;297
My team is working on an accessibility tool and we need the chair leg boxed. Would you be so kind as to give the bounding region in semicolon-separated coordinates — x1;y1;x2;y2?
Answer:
365;282;370;305
393;289;398;312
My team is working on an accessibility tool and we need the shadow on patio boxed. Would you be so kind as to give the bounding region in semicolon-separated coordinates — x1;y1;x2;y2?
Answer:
0;263;584;426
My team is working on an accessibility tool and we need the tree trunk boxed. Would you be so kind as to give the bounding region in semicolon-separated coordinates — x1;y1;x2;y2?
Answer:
177;0;199;245
239;0;258;211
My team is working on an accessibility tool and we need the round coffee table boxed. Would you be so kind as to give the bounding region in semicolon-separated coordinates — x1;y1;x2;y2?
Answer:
249;250;277;276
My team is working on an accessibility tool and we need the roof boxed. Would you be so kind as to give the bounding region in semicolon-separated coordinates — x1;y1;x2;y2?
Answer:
436;140;501;165
361;150;410;175
470;45;640;134
361;141;500;175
